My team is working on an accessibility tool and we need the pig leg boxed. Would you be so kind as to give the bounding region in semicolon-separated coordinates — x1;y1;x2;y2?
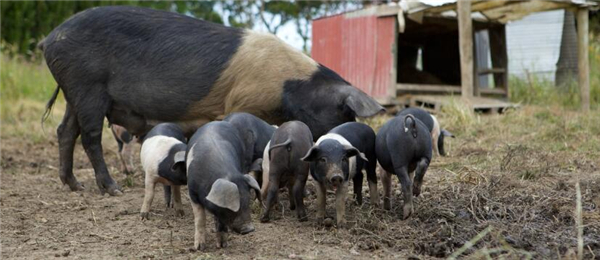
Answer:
335;182;348;228
191;201;206;251
287;182;296;210
114;137;128;174
366;162;380;206
75;88;121;196
172;185;184;217
412;158;429;197
293;168;308;221
140;174;157;220
215;218;228;248
260;169;281;223
382;171;393;210
57;104;84;191
163;185;172;208
395;166;413;220
316;182;327;224
352;171;364;205
121;139;136;174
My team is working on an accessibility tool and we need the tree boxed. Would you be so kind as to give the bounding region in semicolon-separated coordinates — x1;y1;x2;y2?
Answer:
1;1;223;58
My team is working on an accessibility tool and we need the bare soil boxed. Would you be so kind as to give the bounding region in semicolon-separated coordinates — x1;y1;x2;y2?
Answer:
2;110;600;259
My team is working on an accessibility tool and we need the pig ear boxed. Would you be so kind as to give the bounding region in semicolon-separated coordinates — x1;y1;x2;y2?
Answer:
171;151;186;171
244;174;261;193
301;146;319;162
344;146;368;161
344;88;385;117
442;129;455;138
206;179;240;212
249;158;263;173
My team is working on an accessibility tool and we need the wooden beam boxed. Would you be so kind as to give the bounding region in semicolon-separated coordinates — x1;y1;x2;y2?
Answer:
458;0;474;99
478;68;506;75
577;8;590;112
397;84;461;92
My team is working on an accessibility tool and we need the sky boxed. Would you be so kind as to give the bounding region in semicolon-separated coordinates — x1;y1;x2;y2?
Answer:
227;0;456;52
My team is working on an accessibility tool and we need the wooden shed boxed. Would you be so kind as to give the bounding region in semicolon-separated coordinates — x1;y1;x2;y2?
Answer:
311;0;597;112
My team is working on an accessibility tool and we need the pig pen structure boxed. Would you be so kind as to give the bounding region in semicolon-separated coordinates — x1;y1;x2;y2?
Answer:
311;0;597;113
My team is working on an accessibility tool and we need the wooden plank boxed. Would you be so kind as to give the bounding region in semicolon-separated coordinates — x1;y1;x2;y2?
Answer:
478;68;506;75
480;88;506;95
577;8;590;112
488;25;509;98
397;84;461;92
458;0;474;99
473;27;480;97
409;95;518;114
397;83;506;95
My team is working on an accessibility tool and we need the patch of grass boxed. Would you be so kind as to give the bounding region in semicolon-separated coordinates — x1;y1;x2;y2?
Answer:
0;49;59;103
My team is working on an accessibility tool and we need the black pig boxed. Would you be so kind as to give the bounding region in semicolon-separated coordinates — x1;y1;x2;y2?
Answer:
186;121;260;250
40;6;383;196
376;114;432;219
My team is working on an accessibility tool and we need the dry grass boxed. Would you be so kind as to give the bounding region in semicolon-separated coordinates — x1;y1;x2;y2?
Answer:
2;52;599;259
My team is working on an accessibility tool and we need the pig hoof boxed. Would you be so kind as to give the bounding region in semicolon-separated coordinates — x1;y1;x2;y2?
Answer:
413;186;421;197
402;204;414;220
297;213;308;222
323;218;334;227
100;183;123;196
260;215;270;223
383;200;391;210
140;212;150;220
217;241;227;249
176;209;185;217
64;181;85;192
193;243;206;251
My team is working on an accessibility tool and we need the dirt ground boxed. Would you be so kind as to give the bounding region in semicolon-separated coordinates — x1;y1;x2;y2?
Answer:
1;107;600;259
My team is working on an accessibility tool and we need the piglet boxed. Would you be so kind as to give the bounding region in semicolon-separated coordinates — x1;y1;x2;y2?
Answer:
223;112;276;186
376;114;432;219
187;121;260;250
110;124;138;174
396;107;454;156
260;121;313;223
139;123;187;220
301;122;374;228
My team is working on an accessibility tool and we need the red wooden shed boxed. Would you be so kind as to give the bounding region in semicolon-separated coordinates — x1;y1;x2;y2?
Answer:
312;6;399;105
311;1;596;112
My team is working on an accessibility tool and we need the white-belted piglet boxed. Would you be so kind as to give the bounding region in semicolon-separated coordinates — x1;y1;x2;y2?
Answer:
140;123;187;220
301;122;376;228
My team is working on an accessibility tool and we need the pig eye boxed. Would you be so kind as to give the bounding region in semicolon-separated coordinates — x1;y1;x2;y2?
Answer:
342;158;348;163
319;158;326;163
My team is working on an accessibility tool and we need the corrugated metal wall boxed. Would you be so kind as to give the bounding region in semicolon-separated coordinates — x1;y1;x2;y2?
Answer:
506;10;564;82
312;15;396;101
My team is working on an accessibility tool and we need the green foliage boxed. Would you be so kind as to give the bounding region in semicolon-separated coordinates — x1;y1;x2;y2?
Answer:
1;1;222;58
0;50;57;102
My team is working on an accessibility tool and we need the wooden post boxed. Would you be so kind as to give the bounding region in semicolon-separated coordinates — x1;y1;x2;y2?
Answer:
489;25;509;99
458;0;474;100
577;8;590;111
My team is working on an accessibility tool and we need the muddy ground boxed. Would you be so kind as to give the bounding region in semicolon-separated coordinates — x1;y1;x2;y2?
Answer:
1;107;600;259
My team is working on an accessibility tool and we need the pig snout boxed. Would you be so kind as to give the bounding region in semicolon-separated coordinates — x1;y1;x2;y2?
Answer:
233;223;255;235
330;175;344;188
